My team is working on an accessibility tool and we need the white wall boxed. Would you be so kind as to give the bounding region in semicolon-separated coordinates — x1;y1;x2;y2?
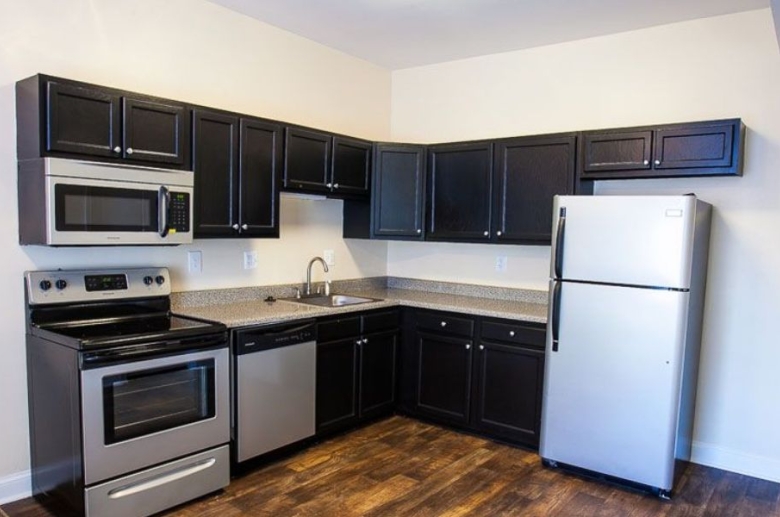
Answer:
389;9;780;482
0;0;390;501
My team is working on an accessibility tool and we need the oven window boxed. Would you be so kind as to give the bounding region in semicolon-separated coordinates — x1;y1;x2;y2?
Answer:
102;359;215;445
55;184;157;232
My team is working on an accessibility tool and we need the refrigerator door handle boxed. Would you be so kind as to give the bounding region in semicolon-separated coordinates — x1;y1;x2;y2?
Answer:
552;280;562;352
554;207;566;279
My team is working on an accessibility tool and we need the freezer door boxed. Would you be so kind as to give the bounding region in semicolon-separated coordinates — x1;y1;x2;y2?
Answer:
551;195;698;289
540;281;689;490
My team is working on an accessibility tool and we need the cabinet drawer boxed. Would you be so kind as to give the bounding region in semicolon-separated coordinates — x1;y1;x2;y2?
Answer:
318;316;361;342
362;310;400;334
481;320;545;348
416;312;474;337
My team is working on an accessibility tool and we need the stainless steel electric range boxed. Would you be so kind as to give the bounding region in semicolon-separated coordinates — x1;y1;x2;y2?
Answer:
25;267;230;517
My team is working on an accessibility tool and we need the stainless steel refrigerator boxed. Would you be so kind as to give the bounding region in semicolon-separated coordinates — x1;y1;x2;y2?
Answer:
539;194;712;498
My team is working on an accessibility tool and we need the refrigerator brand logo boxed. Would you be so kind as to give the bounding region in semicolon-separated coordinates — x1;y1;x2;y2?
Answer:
665;209;683;218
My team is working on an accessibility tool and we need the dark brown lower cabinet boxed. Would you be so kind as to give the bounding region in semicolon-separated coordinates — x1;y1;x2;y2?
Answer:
404;310;546;448
416;332;473;424
474;341;544;447
316;310;399;436
316;337;359;433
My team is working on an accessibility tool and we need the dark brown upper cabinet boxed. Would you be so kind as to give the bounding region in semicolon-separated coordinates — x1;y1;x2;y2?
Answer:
427;142;494;242
283;127;371;198
580;119;744;180
16;74;190;169
372;144;426;239
192;109;281;238
493;134;577;244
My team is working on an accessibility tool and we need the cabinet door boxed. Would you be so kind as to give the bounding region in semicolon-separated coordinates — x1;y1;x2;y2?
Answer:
122;98;188;166
416;331;473;424
493;136;576;243
283;128;331;193
46;81;121;158
358;331;397;420
192;111;239;237
331;137;371;197
653;122;735;171
582;130;652;175
316;338;359;434
475;341;544;447
427;142;493;242
239;118;282;237
372;144;426;239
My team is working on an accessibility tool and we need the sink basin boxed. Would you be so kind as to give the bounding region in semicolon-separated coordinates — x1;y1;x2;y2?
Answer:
283;294;379;308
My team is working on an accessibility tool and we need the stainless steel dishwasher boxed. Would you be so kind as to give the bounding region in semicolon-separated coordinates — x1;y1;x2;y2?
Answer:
233;320;317;463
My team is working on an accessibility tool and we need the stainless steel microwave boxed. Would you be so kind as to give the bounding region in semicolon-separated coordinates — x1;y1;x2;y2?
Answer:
18;158;193;246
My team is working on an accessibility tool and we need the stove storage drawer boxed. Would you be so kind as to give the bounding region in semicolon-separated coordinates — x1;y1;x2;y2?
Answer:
84;445;229;517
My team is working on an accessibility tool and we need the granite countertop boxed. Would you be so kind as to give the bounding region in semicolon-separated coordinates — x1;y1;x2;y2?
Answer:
173;285;548;328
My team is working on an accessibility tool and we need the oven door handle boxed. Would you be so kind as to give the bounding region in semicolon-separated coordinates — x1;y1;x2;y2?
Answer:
158;186;170;237
108;457;217;499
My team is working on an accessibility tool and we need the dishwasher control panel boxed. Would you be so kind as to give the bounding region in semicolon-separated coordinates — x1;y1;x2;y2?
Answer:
234;320;316;355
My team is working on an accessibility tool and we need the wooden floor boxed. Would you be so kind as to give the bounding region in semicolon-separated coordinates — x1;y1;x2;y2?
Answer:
4;416;780;516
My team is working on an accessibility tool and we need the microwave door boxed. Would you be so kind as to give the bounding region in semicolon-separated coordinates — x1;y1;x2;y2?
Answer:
44;176;192;246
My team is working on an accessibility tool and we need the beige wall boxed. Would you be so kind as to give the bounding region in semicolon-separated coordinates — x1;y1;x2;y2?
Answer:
389;9;780;482
0;0;390;500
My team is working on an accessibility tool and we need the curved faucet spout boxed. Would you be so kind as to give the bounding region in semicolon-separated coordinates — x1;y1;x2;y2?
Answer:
306;257;329;295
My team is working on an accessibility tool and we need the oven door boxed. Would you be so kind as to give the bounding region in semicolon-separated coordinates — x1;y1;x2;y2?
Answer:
81;348;229;485
45;175;192;246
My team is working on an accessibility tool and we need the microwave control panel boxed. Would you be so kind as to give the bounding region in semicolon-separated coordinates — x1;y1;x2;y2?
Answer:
169;192;190;233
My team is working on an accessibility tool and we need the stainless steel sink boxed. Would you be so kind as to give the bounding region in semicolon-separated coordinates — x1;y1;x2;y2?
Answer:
283;294;379;308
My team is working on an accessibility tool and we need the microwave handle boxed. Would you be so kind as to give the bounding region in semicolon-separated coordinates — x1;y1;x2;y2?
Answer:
158;186;170;237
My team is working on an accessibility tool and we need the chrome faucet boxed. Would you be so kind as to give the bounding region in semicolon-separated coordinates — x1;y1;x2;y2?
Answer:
306;256;329;296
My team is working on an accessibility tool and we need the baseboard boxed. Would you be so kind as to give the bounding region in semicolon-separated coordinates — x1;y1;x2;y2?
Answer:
692;441;780;483
0;470;31;505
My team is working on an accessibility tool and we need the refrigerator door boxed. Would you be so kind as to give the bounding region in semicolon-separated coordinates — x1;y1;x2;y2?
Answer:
551;196;698;289
540;281;689;490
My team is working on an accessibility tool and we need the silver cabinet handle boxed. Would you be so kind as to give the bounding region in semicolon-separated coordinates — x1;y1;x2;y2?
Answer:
483;231;489;236
333;183;339;189
362;338;368;344
643;159;649;165
496;231;502;236
416;229;422;234
232;224;239;230
241;224;248;230
479;344;484;351
440;321;447;327
113;146;121;153
654;159;661;165
509;331;515;337
465;343;471;350
126;147;134;155
326;183;333;188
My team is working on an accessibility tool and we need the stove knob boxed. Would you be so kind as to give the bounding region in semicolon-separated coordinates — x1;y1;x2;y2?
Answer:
143;276;154;286
55;279;67;290
39;280;52;291
155;275;166;286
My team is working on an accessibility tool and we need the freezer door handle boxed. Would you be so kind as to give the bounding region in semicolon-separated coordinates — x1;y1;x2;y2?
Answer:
554;207;566;279
552;280;562;352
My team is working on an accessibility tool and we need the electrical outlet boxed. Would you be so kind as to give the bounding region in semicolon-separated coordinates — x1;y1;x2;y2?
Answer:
495;256;508;273
323;249;335;266
243;251;258;270
188;251;202;273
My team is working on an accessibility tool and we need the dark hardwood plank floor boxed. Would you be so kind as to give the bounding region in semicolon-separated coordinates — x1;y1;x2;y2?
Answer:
3;416;779;516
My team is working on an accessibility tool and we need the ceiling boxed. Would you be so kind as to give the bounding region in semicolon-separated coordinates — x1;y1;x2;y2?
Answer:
207;0;769;69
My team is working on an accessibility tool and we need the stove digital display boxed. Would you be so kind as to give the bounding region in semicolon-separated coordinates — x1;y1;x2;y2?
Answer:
85;274;128;292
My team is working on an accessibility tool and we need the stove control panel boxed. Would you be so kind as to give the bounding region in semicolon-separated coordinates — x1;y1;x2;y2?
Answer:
26;268;171;305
